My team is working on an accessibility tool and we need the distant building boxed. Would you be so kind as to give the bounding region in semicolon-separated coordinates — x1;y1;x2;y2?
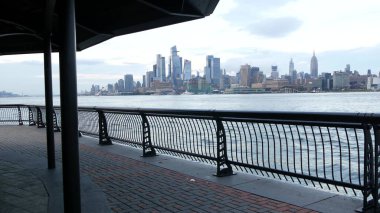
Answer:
114;82;119;93
204;66;211;83
367;76;380;90
349;74;367;90
198;77;212;93
271;65;279;79
345;64;351;74
289;58;294;76
239;64;252;87
156;54;166;82
264;79;288;91
169;46;183;89
310;51;318;78
333;71;350;90
183;59;191;81
145;71;154;88
289;58;297;84
206;55;221;87
142;75;146;88
118;79;125;92
124;74;134;92
107;84;114;93
321;73;333;91
305;78;322;91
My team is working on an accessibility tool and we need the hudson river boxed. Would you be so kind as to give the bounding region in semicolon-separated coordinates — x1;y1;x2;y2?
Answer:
1;92;379;112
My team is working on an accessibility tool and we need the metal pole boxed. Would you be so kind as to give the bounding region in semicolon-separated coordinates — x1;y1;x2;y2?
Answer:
59;0;81;211
43;33;56;169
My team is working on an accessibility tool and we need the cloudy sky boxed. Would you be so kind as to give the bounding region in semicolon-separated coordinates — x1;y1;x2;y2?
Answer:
1;0;380;95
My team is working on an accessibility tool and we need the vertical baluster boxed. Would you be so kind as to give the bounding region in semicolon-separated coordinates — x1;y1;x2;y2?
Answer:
214;114;233;177
362;123;373;211
97;110;112;145
140;112;156;157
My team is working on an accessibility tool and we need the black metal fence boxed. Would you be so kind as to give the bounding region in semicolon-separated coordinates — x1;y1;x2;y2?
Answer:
1;104;379;211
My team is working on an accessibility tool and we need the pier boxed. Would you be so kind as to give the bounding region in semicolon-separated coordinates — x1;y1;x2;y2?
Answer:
1;104;379;212
0;126;362;212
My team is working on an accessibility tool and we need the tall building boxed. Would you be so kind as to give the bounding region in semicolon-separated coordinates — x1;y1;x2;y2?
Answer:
271;65;279;79
289;58;297;84
124;74;134;92
310;51;318;78
239;64;252;87
156;54;166;82
183;59;192;81
118;79;125;92
142;75;146;88
145;71;154;88
204;66;211;83
169;46;183;89
289;58;294;76
107;84;114;93
205;55;221;86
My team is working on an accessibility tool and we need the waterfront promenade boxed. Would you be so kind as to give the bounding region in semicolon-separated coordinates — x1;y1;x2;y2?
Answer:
0;126;362;212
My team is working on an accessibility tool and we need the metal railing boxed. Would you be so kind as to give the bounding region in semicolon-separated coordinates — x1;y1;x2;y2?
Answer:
1;104;379;211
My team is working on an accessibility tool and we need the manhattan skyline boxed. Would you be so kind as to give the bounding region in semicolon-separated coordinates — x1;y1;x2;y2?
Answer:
1;0;380;95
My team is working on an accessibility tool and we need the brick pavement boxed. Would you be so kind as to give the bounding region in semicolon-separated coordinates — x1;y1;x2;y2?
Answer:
0;126;317;213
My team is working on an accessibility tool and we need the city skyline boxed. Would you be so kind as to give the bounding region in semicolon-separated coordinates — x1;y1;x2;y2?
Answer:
1;0;380;95
86;49;380;96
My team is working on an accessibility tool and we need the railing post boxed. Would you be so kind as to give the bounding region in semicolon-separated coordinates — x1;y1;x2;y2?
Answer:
373;124;380;212
97;110;112;145
28;107;36;126
17;106;23;125
214;114;233;177
362;123;375;211
36;107;46;128
53;110;61;132
140;112;156;157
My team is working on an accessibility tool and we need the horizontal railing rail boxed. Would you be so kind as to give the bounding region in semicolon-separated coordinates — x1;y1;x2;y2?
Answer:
1;104;379;211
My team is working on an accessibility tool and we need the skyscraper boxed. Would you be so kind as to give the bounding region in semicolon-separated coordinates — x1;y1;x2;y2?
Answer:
118;79;125;92
156;54;166;82
289;58;294;76
145;71;154;88
206;55;221;86
310;51;318;78
204;66;211;83
289;58;297;84
124;74;134;92
183;59;192;81
169;46;183;89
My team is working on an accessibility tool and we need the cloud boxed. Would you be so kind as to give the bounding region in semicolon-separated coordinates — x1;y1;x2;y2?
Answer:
223;0;296;24
77;58;104;65
247;17;302;38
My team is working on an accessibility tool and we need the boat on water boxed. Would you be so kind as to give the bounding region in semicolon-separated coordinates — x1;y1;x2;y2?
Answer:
182;90;194;95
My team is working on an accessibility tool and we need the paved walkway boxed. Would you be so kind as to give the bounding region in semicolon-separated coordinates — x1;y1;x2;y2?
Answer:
0;161;48;213
0;126;361;212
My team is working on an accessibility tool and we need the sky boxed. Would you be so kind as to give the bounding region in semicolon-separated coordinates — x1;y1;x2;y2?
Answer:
1;0;380;95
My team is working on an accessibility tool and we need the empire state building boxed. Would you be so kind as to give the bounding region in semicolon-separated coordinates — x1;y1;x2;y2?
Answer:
310;51;318;78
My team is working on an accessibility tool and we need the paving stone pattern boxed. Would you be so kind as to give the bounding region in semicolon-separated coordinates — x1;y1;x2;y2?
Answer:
0;126;317;213
0;161;48;213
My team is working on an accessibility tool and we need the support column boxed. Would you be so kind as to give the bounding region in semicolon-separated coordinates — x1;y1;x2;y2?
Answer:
59;0;81;211
44;34;56;169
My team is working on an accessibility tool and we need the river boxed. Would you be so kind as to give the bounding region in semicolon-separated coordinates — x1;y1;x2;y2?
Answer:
1;92;380;112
